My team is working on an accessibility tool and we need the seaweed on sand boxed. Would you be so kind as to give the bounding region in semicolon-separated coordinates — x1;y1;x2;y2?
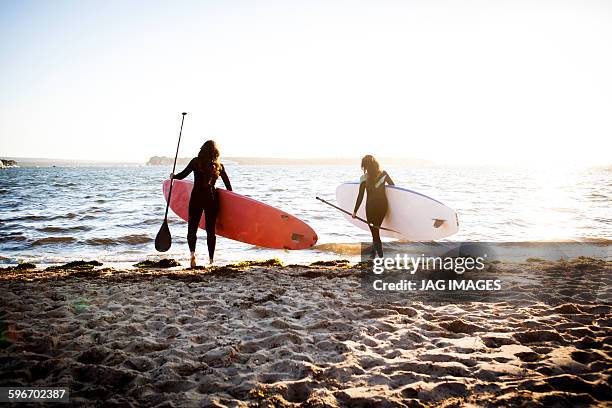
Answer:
45;260;103;271
310;259;350;267
133;259;181;269
0;262;36;271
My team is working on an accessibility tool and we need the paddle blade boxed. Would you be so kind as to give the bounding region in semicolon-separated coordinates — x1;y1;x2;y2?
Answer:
155;220;172;252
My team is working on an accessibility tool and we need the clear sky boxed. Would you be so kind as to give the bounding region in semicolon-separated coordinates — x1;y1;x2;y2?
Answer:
1;0;610;165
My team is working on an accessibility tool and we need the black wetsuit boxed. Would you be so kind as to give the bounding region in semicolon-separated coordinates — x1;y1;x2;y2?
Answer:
173;158;232;259
354;171;394;257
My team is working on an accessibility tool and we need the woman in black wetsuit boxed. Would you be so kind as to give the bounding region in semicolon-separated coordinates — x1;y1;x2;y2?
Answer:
171;140;232;267
352;155;394;258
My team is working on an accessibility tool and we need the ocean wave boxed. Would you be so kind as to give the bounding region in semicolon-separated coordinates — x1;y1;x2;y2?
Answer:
142;218;162;226
83;238;116;246
116;218;160;227
313;242;362;255
84;234;152;246
39;225;93;233
3;213;80;222
0;233;27;243
551;207;578;214
594;218;611;225
8;215;48;221
500;239;612;245
31;236;77;246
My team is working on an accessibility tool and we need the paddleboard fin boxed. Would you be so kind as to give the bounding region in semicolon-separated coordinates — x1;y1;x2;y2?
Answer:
433;219;446;228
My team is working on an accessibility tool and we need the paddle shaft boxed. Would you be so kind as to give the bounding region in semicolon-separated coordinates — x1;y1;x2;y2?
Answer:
164;113;187;220
315;197;400;233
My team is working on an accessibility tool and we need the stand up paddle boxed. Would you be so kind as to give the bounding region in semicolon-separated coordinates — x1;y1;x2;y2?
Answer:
155;112;187;252
315;196;400;233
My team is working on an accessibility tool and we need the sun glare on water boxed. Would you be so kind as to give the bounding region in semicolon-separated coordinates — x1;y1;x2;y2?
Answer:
515;167;587;241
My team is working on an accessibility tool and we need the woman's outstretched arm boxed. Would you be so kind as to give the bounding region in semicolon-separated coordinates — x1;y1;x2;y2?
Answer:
385;171;395;186
353;181;366;214
172;159;194;180
220;164;232;191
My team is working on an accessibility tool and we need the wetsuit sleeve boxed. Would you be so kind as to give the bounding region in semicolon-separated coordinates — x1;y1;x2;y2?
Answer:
354;181;366;213
220;164;232;191
173;159;193;180
385;171;395;186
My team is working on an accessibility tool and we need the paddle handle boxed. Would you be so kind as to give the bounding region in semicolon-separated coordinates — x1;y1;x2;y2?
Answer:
164;112;187;220
315;196;400;233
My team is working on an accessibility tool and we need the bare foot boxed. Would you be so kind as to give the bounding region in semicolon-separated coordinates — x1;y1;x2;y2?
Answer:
209;257;214;265
190;255;197;268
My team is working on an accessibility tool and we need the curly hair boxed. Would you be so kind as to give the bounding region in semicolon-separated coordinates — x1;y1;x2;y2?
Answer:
196;140;221;184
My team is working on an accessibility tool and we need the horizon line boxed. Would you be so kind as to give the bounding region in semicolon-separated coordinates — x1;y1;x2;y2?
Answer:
2;156;610;169
2;155;435;164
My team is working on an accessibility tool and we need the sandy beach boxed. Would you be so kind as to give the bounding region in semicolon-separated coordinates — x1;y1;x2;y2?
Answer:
0;258;610;407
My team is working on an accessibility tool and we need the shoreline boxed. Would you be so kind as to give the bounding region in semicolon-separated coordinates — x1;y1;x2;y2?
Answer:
1;239;610;271
1;258;610;406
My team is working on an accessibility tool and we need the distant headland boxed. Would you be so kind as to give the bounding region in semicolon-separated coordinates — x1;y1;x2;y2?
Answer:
0;159;18;168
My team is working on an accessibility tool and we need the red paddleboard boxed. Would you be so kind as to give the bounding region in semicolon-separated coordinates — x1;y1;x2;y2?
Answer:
163;179;317;249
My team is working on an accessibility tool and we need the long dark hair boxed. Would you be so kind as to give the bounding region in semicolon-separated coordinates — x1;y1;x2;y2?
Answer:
196;140;221;183
361;155;381;186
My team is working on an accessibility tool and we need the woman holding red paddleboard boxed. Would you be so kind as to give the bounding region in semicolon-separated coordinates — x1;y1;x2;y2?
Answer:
171;140;232;267
352;155;394;258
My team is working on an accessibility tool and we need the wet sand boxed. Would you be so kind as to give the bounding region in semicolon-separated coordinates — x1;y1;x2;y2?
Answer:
0;258;610;407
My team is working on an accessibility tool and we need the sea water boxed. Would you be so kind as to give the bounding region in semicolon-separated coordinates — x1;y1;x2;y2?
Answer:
0;164;610;266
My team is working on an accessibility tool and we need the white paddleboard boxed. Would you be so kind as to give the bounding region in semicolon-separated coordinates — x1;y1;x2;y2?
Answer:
336;182;459;241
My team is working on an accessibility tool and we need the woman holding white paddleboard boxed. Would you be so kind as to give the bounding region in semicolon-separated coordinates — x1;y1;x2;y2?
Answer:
352;155;394;258
171;140;232;267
